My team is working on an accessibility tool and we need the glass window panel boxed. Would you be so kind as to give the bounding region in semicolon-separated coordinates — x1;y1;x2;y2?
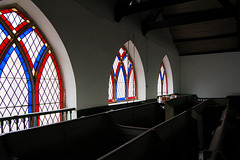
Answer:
112;56;119;75
108;75;113;100
0;46;29;118
38;103;60;126
123;56;129;76
38;54;61;125
4;12;24;29
109;46;137;103
163;75;167;95
0;31;7;43
157;63;168;96
157;77;161;96
0;8;28;33
0;6;64;133
128;69;135;98
119;47;125;57
20;28;46;72
0;24;9;54
116;66;126;100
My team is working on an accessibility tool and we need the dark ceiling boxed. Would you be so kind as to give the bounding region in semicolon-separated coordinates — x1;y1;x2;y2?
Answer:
114;0;239;56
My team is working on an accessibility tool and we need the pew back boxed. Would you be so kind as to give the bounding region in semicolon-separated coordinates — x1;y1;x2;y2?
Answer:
99;111;199;160
108;102;164;128
165;95;199;120
0;113;134;160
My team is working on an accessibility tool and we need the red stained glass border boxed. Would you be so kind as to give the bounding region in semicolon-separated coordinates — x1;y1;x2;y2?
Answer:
0;8;28;32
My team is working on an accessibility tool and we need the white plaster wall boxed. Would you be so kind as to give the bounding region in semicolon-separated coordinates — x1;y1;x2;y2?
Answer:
31;0;180;109
181;52;240;98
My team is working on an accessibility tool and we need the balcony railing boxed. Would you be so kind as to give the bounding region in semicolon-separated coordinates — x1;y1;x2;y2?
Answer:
0;108;75;134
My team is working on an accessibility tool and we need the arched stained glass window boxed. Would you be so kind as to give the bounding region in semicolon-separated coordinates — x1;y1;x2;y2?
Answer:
157;63;168;96
0;6;63;132
108;47;137;103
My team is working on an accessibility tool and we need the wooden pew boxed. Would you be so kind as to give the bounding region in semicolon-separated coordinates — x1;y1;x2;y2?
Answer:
107;102;165;128
191;99;226;149
0;112;144;160
0;97;230;160
165;95;199;120
207;97;240;160
77;100;156;117
99;110;199;160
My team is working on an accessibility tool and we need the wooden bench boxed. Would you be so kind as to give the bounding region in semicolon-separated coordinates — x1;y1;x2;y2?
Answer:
107;102;165;128
165;95;199;120
191;99;226;149
0;112;144;160
98;110;199;160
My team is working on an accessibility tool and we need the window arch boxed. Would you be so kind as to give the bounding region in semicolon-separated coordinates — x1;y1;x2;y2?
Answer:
108;46;137;103
0;6;64;132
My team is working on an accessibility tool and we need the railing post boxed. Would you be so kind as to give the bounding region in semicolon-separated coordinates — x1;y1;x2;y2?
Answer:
0;120;3;134
70;110;72;120
23;117;26;129
16;118;19;131
8;119;11;132
61;112;64;122
65;111;68;121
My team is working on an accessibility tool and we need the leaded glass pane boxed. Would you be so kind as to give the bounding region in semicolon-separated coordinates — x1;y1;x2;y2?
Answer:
161;65;165;74
19;27;47;74
38;104;60;126
4;12;24;29
38;54;61;126
123;55;129;76
0;45;29;114
0;8;28;33
0;24;7;44
157;63;168;96
112;56;119;76
119;47;125;57
108;46;137;103
108;74;113;101
157;74;162;96
163;74;167;95
0;45;31;133
0;6;64;133
128;69;135;98
116;66;126;101
0;24;10;55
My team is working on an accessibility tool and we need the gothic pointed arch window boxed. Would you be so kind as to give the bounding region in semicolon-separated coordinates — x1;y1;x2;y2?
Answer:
0;6;64;132
108;46;137;103
157;62;168;96
157;55;174;102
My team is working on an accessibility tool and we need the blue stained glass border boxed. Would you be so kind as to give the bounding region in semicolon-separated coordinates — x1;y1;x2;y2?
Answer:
0;23;9;36
19;27;33;39
33;45;46;70
127;64;132;78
